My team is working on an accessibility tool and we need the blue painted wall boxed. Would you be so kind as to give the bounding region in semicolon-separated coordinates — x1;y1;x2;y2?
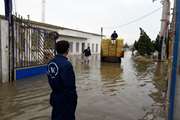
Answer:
16;65;47;80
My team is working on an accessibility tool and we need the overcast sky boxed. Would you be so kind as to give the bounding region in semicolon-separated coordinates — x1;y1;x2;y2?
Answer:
0;0;174;44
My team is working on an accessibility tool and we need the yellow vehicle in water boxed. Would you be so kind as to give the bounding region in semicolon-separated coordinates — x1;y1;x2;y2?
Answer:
101;37;124;63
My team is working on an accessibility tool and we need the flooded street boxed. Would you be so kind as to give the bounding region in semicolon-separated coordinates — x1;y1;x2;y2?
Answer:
0;52;168;120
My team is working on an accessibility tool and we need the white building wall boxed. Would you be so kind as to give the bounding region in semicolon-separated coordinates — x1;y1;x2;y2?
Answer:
31;22;101;55
59;35;87;55
86;35;101;54
58;29;101;55
59;29;92;39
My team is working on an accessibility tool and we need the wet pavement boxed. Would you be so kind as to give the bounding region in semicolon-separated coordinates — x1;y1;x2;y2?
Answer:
0;52;168;120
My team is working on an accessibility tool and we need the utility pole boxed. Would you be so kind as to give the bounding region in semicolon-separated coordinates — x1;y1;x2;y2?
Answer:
42;0;45;22
101;27;103;40
159;0;170;60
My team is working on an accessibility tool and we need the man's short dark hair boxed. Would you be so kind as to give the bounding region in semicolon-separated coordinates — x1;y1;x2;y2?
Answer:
56;40;70;54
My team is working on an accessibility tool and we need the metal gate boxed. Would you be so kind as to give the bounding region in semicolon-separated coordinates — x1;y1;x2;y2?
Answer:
12;16;56;79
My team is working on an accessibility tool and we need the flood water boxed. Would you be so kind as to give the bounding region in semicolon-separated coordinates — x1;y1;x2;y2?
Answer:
0;52;168;120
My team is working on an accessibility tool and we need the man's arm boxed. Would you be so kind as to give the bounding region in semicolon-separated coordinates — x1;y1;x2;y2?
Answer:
60;62;76;93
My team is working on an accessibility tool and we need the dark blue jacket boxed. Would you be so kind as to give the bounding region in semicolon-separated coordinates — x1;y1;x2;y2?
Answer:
83;49;91;57
47;54;77;120
111;32;118;40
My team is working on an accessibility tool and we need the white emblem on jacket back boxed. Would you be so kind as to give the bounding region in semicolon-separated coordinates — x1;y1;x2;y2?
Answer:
48;62;59;78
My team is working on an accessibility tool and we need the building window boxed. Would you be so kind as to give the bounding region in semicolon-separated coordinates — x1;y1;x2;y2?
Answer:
82;43;85;53
69;42;73;53
87;43;90;47
96;44;98;53
92;43;94;53
76;42;79;53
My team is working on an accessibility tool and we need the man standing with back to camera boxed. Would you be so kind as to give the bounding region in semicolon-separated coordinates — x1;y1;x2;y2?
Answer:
47;32;77;120
111;30;118;44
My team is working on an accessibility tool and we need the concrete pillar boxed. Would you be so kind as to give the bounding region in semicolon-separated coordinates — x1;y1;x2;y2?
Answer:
0;20;9;83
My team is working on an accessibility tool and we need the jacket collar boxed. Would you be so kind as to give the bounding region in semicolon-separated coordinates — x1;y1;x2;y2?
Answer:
56;54;68;60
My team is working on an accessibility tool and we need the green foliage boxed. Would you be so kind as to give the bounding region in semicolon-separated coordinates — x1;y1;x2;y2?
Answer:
133;28;155;56
154;35;162;53
133;40;138;50
124;43;129;48
31;32;39;51
44;33;54;49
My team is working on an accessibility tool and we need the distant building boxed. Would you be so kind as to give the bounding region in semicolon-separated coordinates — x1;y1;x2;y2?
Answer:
0;15;101;56
27;19;101;55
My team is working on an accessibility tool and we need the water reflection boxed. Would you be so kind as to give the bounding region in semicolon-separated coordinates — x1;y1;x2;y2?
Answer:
0;76;51;120
146;62;168;119
100;62;124;95
133;60;168;120
133;60;154;83
0;84;18;120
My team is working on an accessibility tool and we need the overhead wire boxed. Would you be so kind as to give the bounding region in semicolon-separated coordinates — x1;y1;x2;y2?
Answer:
103;7;162;29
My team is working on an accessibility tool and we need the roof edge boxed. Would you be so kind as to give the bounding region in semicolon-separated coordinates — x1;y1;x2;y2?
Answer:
0;15;101;36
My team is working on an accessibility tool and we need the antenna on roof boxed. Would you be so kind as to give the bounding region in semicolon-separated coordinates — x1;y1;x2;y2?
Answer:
42;0;45;22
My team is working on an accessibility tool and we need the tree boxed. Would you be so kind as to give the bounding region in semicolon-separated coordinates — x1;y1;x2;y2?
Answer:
133;40;138;50
136;28;154;55
124;43;129;48
154;35;162;59
154;35;162;53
